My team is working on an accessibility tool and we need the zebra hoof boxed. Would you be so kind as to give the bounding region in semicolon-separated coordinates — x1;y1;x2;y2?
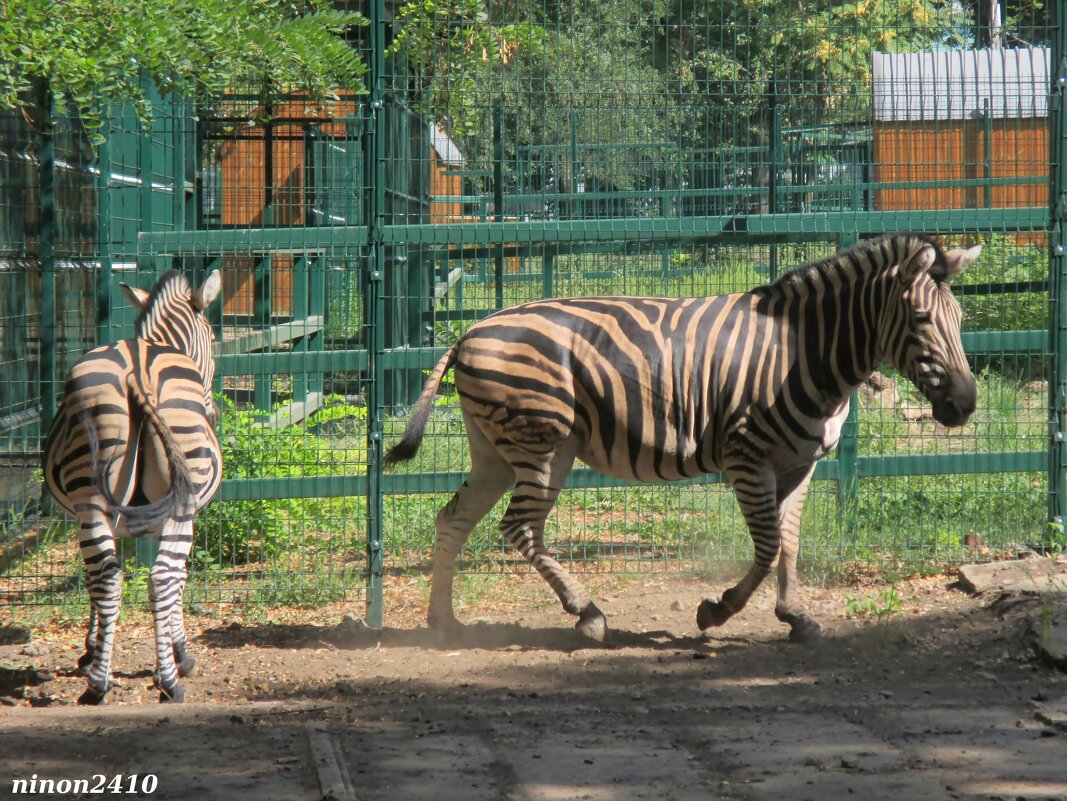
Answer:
158;684;186;704
173;645;197;678
696;598;732;630
788;618;823;645
77;683;110;706
575;604;608;643
76;649;95;674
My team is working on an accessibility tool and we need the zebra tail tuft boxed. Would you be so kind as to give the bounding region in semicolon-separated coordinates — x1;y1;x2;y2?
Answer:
383;345;459;466
100;375;198;536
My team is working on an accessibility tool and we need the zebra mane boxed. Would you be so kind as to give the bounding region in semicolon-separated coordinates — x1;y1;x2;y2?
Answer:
755;233;947;297
134;270;193;339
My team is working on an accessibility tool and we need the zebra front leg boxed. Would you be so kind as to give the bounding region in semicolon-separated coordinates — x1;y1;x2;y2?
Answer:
502;450;607;643
79;555;123;705
773;464;821;643
698;463;779;632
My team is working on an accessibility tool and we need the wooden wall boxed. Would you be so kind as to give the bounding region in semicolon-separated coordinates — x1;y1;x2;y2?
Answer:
217;101;358;317
874;118;1047;213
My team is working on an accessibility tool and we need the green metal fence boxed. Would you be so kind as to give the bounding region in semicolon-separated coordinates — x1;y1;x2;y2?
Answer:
2;0;1065;624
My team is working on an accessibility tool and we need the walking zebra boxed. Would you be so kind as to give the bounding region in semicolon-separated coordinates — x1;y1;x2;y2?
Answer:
385;233;981;643
44;270;223;703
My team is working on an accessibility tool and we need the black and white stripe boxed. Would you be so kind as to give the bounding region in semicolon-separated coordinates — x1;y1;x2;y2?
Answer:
43;270;223;703
385;233;981;642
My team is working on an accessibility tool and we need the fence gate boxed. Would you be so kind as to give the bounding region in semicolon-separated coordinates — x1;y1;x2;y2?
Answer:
2;0;1066;623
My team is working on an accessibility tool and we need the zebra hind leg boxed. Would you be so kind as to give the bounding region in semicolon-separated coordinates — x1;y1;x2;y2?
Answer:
169;567;197;677
428;417;515;633
76;610;98;673
150;515;195;702
500;443;607;643
78;554;123;705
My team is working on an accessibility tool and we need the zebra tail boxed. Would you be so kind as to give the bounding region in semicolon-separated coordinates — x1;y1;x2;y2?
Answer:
100;374;198;536
383;345;459;466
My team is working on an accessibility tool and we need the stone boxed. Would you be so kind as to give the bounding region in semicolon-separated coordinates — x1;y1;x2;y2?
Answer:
1032;697;1067;731
956;557;1067;595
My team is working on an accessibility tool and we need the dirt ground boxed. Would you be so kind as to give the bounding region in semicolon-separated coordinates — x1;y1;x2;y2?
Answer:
1;568;1066;801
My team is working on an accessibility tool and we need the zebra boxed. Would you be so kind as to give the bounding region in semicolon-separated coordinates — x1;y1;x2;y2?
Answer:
43;269;223;703
385;233;981;644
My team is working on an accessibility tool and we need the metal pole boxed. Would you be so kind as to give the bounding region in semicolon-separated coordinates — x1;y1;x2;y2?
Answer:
38;97;57;437
836;234;860;536
493;99;504;310
983;98;993;209
768;92;781;280
95;126;112;348
364;0;387;627
1048;0;1067;538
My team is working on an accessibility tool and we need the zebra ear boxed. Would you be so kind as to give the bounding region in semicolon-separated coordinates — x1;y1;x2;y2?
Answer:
192;270;222;311
899;244;937;284
119;282;151;312
936;244;983;281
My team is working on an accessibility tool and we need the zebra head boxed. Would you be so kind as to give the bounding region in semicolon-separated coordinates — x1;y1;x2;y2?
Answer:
120;270;223;418
884;238;982;428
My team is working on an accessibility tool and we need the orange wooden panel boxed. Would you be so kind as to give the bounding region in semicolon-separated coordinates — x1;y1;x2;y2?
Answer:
217;100;357;316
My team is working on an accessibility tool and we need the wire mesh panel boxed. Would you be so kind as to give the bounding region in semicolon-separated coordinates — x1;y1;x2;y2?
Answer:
2;0;1065;619
379;0;1060;601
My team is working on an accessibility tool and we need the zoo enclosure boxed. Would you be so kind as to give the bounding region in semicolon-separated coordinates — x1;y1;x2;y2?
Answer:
1;0;1065;625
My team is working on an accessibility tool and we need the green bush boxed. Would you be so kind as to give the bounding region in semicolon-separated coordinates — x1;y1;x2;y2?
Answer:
193;395;367;569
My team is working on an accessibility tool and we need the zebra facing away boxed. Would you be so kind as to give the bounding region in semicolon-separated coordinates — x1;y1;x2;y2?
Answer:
44;270;223;703
385;233;981;644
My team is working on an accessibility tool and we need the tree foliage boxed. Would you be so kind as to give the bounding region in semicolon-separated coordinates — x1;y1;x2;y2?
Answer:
389;0;984;190
0;0;367;138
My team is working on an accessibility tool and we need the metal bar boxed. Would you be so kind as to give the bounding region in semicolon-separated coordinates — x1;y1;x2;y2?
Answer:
836;234;860;533
253;113;275;412
1049;0;1067;536
493;99;505;311
138;207;1048;256
983;98;993;209
216;450;1046;501
212;326;1052;381
429;174;1047;206
365;0;387;627
37;105;57;437
95;131;112;347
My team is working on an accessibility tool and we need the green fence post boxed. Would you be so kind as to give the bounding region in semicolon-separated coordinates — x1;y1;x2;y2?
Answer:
95;133;112;347
493;99;505;311
542;249;555;298
136;97;161;570
364;0;387;628
38;100;57;438
768;91;782;280
1049;6;1067;538
837;234;860;534
982;98;993;209
253;113;275;414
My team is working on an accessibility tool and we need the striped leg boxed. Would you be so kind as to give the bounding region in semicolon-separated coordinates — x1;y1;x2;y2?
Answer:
169;566;197;677
78;508;123;704
773;464;821;643
150;512;194;702
499;441;607;642
698;462;779;632
77;610;98;673
428;417;515;631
